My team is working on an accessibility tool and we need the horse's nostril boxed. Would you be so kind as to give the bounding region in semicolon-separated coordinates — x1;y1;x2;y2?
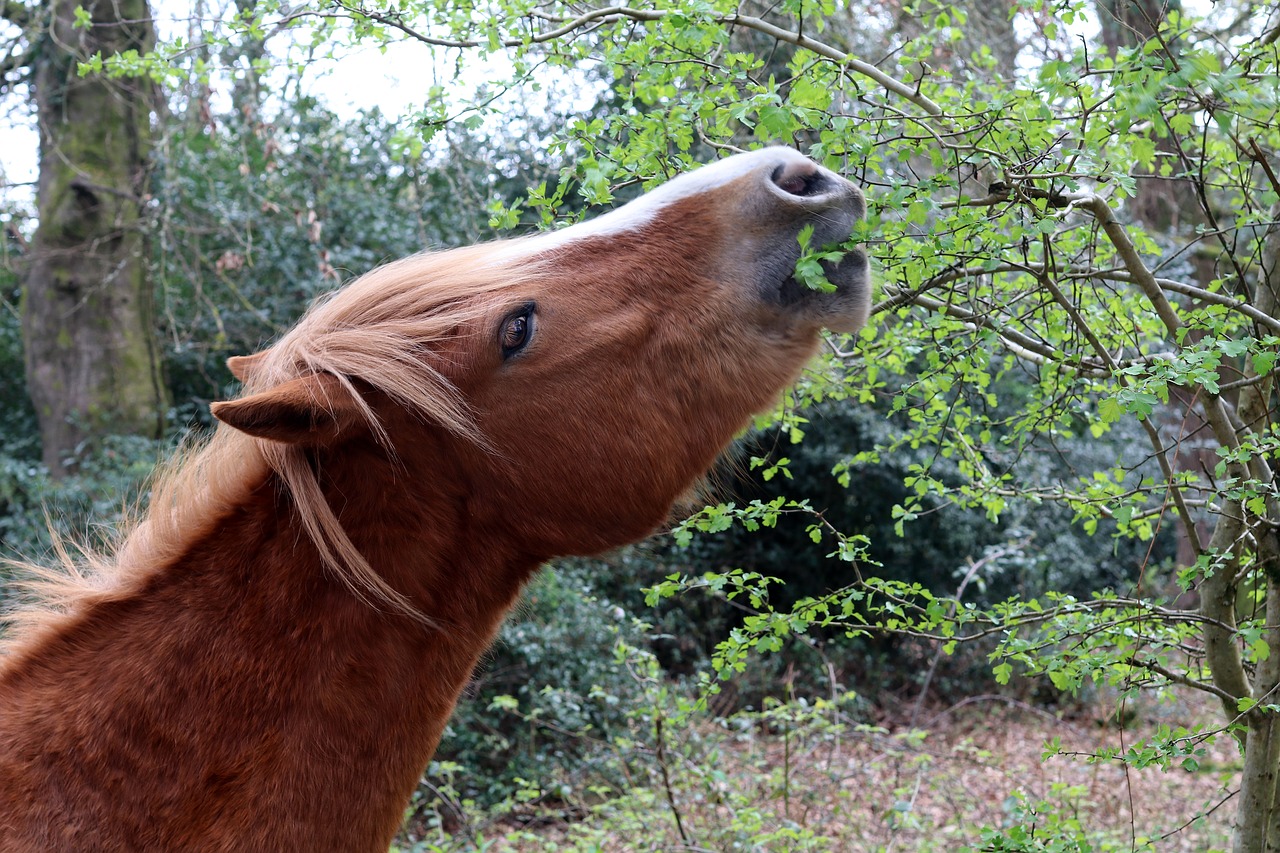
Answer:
778;175;810;195
772;164;825;197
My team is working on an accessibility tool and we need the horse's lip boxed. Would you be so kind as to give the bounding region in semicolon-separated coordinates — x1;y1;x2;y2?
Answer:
776;247;868;306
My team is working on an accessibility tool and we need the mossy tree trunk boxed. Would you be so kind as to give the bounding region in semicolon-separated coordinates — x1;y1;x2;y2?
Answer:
22;0;166;475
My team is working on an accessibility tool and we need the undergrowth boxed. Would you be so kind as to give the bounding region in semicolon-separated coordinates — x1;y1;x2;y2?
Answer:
396;630;1236;853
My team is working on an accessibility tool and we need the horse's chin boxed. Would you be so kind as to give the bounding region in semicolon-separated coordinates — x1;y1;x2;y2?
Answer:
777;248;871;334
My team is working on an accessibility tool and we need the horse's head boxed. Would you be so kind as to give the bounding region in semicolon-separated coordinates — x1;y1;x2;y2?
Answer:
213;148;868;559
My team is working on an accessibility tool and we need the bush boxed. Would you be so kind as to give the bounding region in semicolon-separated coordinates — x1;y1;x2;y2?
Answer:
413;558;651;816
152;98;556;427
591;389;1177;709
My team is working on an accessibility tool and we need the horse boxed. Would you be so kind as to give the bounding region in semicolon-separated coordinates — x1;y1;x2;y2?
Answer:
0;146;869;850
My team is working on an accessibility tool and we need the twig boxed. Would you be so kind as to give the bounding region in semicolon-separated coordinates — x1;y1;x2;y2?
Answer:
909;540;1030;729
1131;658;1245;707
654;713;691;847
1249;138;1280;197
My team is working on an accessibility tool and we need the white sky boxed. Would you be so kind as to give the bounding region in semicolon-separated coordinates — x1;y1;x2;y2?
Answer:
0;94;35;206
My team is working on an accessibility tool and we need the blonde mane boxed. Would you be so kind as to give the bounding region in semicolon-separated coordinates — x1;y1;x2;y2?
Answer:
3;241;548;646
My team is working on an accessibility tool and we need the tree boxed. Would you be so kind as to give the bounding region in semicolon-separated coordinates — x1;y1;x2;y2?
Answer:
74;0;1280;847
1;0;166;476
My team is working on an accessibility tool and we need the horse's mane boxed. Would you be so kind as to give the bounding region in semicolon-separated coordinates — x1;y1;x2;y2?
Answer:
2;241;547;648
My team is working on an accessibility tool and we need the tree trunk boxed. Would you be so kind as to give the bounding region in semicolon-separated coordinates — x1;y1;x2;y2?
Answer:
23;0;166;476
1211;204;1280;853
893;0;1019;82
1097;0;1199;231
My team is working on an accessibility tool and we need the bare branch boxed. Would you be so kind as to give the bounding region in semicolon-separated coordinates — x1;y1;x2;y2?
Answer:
1134;658;1252;708
1084;272;1280;334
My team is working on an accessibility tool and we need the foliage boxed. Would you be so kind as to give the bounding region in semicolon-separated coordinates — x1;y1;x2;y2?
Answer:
0;260;34;460
600;392;1175;704
0;432;170;613
152;97;551;426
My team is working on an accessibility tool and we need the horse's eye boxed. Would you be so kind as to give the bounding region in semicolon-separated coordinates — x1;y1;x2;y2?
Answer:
500;305;534;359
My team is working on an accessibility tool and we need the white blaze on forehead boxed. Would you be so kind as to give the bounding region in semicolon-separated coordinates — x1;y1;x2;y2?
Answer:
491;148;816;262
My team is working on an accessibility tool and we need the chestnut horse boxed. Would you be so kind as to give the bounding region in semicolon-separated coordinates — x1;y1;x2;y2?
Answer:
0;147;868;850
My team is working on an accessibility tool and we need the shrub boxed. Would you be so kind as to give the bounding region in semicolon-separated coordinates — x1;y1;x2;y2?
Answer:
414;559;651;815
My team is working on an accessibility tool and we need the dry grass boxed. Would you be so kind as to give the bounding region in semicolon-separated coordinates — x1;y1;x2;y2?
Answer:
408;691;1239;852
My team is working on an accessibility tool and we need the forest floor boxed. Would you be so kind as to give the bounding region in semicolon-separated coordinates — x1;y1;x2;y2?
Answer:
414;692;1239;852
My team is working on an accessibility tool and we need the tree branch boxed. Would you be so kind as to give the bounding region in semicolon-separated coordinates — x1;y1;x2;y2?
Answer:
1024;188;1185;337
1135;658;1251;709
723;13;942;116
1031;267;1210;557
877;285;1114;374
878;260;1280;335
0;43;34;85
1108;273;1280;334
317;2;942;118
1201;501;1253;731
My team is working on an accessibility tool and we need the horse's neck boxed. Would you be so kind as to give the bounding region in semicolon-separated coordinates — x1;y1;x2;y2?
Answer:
0;459;535;851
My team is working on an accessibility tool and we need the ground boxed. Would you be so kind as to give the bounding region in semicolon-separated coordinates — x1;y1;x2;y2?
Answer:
402;691;1238;852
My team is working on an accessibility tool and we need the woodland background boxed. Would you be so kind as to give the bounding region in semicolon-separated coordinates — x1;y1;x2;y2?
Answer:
2;0;1279;850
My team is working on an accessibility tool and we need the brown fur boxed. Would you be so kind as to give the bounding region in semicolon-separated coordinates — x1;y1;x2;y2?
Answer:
0;148;869;850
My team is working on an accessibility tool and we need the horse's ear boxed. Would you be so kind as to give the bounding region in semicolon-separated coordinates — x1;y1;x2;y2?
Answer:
227;351;269;383
211;373;367;446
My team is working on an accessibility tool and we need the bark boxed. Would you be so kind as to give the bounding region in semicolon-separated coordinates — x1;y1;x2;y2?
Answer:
1236;576;1280;853
1225;207;1280;853
1261;213;1280;853
23;0;166;476
1199;501;1250;720
1097;0;1202;231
